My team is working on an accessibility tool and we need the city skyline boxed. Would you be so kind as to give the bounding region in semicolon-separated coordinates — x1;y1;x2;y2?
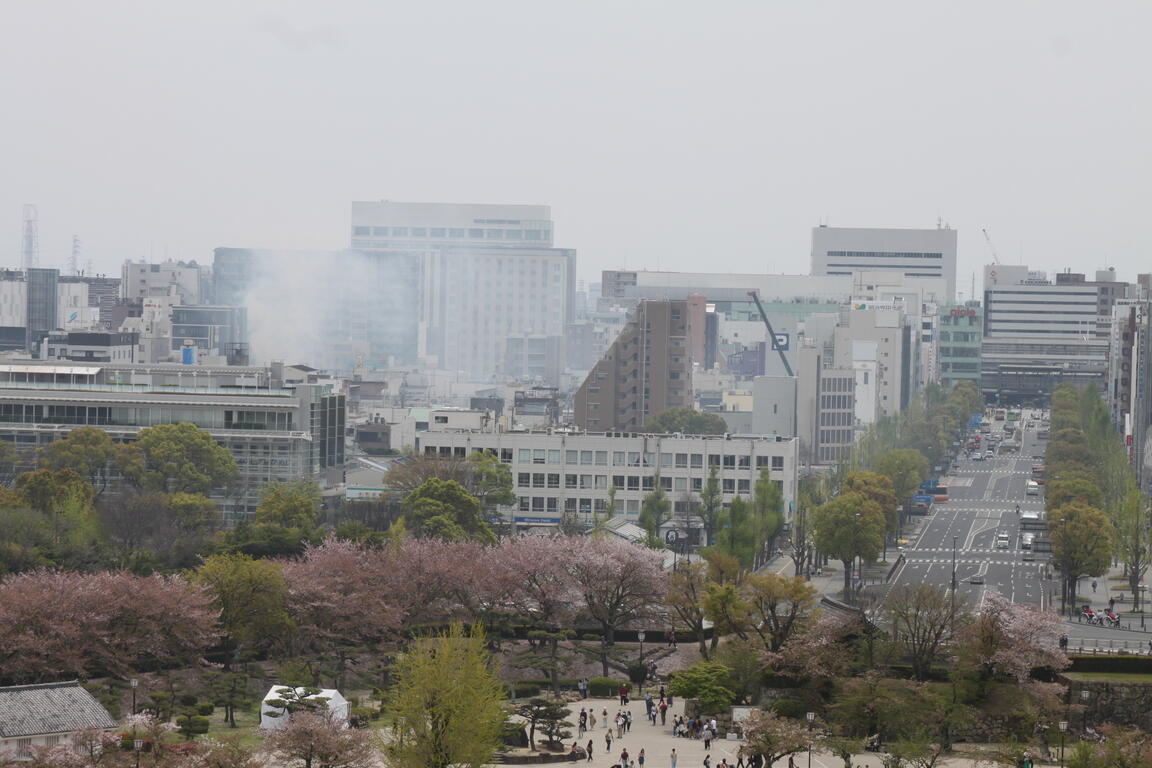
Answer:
1;2;1149;288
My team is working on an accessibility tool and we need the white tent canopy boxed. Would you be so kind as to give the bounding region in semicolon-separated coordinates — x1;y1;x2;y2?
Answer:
259;686;350;730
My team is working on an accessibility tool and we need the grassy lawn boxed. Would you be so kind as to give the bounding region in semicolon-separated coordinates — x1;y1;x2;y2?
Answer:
197;706;267;749
1063;671;1152;684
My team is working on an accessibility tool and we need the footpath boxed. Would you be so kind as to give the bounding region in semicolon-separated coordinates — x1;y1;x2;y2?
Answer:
547;697;1016;768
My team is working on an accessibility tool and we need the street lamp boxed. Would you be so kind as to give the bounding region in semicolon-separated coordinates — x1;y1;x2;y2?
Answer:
1080;689;1090;732
806;712;815;768
130;678;138;716
637;631;646;695
951;535;958;635
1058;721;1068;768
133;739;143;768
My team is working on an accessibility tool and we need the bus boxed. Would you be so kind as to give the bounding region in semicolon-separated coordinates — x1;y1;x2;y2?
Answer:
994;408;1007;421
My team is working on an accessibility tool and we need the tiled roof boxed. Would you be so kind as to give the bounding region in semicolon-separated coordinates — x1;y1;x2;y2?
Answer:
0;681;118;738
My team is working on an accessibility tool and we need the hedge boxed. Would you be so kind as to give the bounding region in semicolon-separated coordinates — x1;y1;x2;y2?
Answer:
771;698;806;719
588;677;629;697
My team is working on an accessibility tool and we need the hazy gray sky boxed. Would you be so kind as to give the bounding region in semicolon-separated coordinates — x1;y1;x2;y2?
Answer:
2;1;1148;294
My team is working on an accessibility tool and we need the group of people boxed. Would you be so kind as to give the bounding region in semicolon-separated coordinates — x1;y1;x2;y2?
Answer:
673;716;717;747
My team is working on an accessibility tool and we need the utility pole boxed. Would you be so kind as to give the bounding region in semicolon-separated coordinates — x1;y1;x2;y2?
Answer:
951;535;958;636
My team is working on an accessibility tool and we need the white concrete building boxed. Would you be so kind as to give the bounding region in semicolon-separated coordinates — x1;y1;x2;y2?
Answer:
811;225;958;302
350;201;576;380
121;260;208;305
833;304;912;424
416;430;798;530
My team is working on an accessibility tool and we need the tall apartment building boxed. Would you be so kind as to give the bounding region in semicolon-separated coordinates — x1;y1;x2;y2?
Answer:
573;300;692;431
811;225;958;302
416;429;798;531
0;361;344;519
59;274;121;329
981;265;1120;401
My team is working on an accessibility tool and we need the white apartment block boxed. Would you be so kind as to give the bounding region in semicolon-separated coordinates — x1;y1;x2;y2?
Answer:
833;305;912;424
811;225;958;302
415;430;798;530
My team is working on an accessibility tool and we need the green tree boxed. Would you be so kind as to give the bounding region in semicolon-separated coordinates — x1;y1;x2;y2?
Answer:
15;468;95;516
875;449;930;514
256;479;321;529
514;697;573;750
813;492;885;597
665;561;712;659
195;553;294;660
742;571;818;653
168;492;219;531
39;426;119;495
131;423;238;494
644;407;728;435
667;661;738;713
841;471;899;543
1051;502;1114;614
403;479;495;544
262;686;331;723
465;452;515;521
699;465;722;546
202;669;255;728
750;468;785;559
386;624;505;768
1115;490;1151;612
639;479;670;547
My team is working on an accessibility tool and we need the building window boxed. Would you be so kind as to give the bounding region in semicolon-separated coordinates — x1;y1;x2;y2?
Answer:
547;473;560;488
723;455;735;469
675;453;688;468
518;473;530;488
533;473;546;488
642;476;654;491
737;479;750;493
691;478;703;492
772;456;784;471
738;455;750;469
691;454;703;468
627;476;640;491
565;474;578;489
723;479;735;493
518;449;532;464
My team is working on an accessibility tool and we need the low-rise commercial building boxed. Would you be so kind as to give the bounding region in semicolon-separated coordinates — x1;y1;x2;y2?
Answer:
416;429;798;531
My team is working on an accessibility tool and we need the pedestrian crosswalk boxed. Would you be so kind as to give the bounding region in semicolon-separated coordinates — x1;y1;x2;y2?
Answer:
904;557;1038;566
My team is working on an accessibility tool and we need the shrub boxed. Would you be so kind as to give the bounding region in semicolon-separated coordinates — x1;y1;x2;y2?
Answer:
175;715;210;737
196;703;214;716
349;706;376;728
510;681;542;697
588;677;628;697
667;662;737;714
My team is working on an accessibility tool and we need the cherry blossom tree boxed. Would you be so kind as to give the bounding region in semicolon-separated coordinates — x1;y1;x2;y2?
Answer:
955;591;1069;683
280;539;407;685
262;712;376;768
497;536;582;691
740;709;814;767
566;537;665;676
0;570;216;684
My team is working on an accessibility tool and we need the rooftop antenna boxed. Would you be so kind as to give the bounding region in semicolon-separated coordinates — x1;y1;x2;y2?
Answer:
69;235;81;275
21;204;38;270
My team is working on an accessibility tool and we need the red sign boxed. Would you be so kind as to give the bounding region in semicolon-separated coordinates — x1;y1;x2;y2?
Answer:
950;308;977;317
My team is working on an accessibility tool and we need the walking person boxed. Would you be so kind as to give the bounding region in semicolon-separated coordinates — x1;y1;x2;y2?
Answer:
639;748;646;768
587;740;594;762
671;749;678;768
603;708;609;728
621;749;629;768
1093;579;1098;593
606;730;613;754
735;750;745;768
703;755;711;768
703;727;712;750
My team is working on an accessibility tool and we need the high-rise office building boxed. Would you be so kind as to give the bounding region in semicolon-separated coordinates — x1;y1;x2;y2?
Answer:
811;225;958;301
351;201;576;379
981;265;1123;400
573;300;693;431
